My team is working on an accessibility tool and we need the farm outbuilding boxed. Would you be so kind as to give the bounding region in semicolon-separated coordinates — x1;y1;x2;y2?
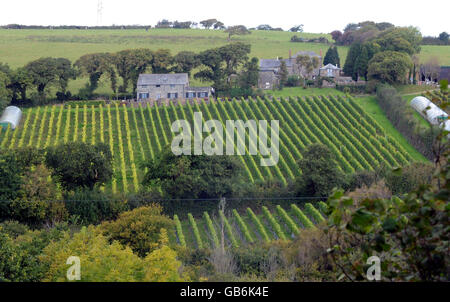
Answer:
410;96;448;125
0;106;22;130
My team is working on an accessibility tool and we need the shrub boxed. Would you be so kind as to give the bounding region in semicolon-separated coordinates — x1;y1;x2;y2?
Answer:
101;205;174;257
64;188;127;225
40;226;186;282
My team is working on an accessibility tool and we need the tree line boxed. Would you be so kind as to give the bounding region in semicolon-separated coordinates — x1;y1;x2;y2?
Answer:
0;43;260;111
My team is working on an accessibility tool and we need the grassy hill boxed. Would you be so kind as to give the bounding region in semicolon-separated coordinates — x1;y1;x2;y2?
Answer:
0;28;448;96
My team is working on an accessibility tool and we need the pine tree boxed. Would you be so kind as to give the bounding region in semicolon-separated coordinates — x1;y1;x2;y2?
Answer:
355;46;369;81
333;46;340;67
278;60;288;89
324;46;341;67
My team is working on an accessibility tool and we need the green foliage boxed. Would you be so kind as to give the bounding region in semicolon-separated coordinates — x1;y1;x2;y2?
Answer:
0;223;68;282
219;210;239;248
204;211;220;248
142;147;244;199
326;149;449;281
304;203;325;223
64;188;127;225
323;46;340;67
295;144;346;197
45;142;113;190
173;214;186;247
40;226;186;282
188;213;203;249
262;206;286;240
101;205;174;257
233;209;253;244
276;205;300;236
291;204;314;229
368;51;413;84
247;208;270;242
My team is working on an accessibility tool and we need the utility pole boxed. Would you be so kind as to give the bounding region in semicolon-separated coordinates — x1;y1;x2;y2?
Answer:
97;0;103;26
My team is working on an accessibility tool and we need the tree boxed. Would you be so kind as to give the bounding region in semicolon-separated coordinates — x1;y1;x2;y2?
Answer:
224;25;251;41
142;147;244;199
368;51;413;84
40;226;187;281
155;19;172;28
195;43;251;91
219;43;251;84
172;51;201;76
24;57;59;98
195;47;226;90
278;60;288;89
373;26;422;55
200;19;218;29
100;205;174;257
74;53;112;93
172;21;193;29
45;142;113;190
8;68;32;102
54;58;77;98
330;30;343;43
0;152;25;201
113;49;153;93
354;45;369;81
323;46;340;66
343;43;362;80
325;146;449;281
214;21;225;30
150;49;173;74
289;25;304;32
438;31;449;42
422;56;441;82
295;144;345;197
0;70;10;111
296;55;320;78
257;24;273;31
238;57;259;89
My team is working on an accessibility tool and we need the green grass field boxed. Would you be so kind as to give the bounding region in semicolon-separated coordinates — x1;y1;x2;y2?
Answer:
354;96;427;162
0;28;448;96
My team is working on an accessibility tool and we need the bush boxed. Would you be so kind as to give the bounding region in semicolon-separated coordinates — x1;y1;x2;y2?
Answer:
100;205;174;257
0;220;29;238
64;188;127;225
40;226;186;282
0;223;68;282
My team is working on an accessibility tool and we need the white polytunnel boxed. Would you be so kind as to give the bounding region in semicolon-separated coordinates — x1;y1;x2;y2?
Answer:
410;96;448;125
0;106;22;130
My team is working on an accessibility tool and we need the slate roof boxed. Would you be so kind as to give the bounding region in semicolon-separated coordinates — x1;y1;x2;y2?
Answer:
138;73;189;85
259;59;293;71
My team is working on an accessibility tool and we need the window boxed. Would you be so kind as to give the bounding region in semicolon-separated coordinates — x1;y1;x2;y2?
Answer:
170;84;176;88
156;85;161;88
168;93;178;99
138;93;149;99
186;92;195;98
198;92;207;98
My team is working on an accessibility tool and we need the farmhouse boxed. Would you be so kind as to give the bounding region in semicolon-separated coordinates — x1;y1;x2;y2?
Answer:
319;64;341;78
258;51;322;90
136;73;213;100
